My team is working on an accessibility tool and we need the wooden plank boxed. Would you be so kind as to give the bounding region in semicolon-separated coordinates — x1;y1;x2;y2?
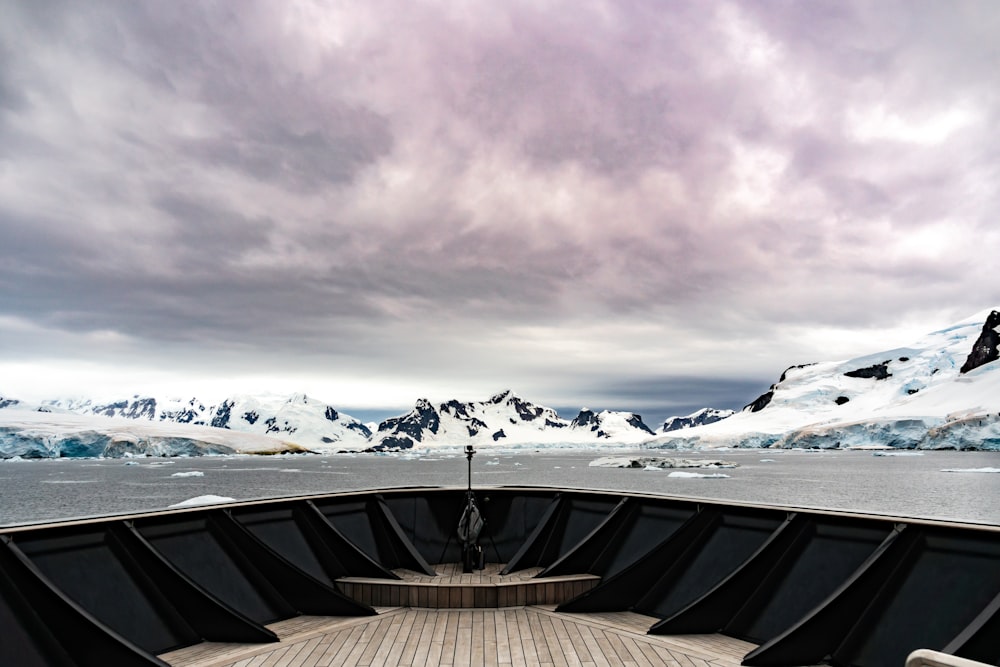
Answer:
370;611;407;666
161;605;758;667
455;611;473;666
398;609;428;666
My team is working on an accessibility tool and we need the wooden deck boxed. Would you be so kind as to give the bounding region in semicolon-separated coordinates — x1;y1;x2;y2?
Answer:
159;563;757;667
159;607;757;667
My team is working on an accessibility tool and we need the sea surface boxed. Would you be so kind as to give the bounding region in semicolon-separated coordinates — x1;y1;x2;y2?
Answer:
1;448;998;528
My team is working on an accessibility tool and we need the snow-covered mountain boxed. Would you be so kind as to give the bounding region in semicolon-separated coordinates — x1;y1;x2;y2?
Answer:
31;393;373;451
0;389;656;457
651;308;1000;450
369;390;654;450
0;409;313;458
660;408;735;433
2;308;998;456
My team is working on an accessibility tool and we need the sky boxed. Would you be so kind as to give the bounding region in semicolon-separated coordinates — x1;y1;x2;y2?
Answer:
1;1;999;427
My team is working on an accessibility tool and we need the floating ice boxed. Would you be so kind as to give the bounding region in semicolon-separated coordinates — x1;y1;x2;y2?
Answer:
940;467;1000;473
590;456;737;469
170;471;204;478
667;471;730;478
169;495;236;507
872;451;924;457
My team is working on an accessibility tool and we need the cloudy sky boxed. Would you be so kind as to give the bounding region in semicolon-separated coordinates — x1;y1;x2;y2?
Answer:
1;1;998;425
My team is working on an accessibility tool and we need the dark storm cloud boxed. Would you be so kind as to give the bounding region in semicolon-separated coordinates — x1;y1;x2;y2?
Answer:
1;0;999;408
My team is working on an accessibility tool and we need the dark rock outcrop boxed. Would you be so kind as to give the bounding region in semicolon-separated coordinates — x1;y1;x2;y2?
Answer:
571;409;599;430
346;422;372;438
370;436;414;451
0;397;20;409
92;397;157;420
625;414;655;435
324;406;339;422
441;400;472;419
377;399;440;442
844;361;892;380
743;364;811;413
744;389;774;413
211;400;233;429
661;409;734;432
960;310;1000;374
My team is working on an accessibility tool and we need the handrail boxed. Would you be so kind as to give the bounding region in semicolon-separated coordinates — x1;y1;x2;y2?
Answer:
906;649;993;667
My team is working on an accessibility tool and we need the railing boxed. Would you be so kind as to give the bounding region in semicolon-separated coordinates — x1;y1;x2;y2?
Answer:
906;649;994;667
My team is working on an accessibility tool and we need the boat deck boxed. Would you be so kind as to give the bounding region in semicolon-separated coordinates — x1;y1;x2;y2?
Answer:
159;606;756;667
159;563;757;667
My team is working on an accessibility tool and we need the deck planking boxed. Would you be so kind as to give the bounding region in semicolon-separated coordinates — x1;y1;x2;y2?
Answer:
160;607;757;667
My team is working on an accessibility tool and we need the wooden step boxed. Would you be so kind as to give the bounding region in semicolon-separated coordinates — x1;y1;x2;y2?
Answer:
336;563;600;609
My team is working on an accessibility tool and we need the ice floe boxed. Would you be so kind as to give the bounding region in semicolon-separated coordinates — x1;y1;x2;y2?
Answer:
590;456;737;469
169;495;236;507
667;471;731;478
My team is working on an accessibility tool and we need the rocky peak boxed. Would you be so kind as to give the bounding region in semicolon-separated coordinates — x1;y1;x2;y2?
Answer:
960;310;1000;374
661;408;735;433
572;408;599;429
376;398;441;442
489;389;515;404
625;413;655;434
440;399;472;418
0;396;21;409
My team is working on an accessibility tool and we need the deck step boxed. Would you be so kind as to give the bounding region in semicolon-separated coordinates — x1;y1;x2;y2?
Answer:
336;563;600;608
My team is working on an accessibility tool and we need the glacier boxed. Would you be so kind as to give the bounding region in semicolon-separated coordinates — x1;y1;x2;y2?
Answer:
650;308;1000;451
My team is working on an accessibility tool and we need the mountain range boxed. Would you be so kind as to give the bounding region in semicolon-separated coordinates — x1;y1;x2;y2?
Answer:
1;308;998;456
650;308;1000;450
0;390;656;457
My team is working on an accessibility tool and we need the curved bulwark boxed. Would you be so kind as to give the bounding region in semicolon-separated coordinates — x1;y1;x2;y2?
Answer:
0;486;997;667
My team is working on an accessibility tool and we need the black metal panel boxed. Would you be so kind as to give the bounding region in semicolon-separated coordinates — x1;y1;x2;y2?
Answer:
112;523;277;645
384;490;560;566
502;494;564;574
539;497;631;577
558;506;723;612
654;514;891;644
136;515;294;624
542;498;695;580
596;500;696;579
231;506;333;584
13;525;199;654
833;528;1000;667
0;535;168;666
945;590;1000;665
297;501;399;580
731;516;889;644
503;494;620;573
651;513;806;636
313;495;435;574
480;492;562;563
372;496;436;575
641;508;784;622
313;498;381;560
211;510;376;616
382;491;466;565
743;525;916;667
0;546;77;666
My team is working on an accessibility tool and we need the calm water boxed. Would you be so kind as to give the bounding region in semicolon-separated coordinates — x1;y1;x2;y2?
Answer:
1;449;998;528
